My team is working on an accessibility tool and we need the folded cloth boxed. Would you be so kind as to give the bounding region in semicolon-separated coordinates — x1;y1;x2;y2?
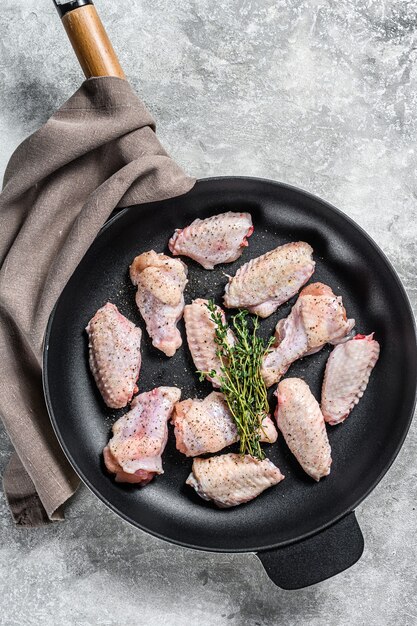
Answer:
0;76;195;526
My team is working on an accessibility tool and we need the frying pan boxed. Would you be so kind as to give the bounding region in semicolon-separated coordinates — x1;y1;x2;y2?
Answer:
45;2;417;589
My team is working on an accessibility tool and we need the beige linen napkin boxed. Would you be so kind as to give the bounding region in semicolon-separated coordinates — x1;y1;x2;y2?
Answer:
0;76;195;526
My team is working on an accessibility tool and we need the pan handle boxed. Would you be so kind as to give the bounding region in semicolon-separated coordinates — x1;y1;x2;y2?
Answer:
54;0;125;79
257;511;364;589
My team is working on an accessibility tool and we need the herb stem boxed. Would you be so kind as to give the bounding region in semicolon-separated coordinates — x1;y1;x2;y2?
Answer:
197;300;273;460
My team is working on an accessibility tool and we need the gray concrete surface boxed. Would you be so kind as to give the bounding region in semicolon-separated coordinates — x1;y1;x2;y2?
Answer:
1;0;417;624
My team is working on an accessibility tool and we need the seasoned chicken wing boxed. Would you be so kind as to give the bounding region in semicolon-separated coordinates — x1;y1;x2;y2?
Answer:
169;211;253;269
183;298;234;388
262;283;355;387
130;251;188;357
186;453;284;507
172;391;278;457
103;386;181;484
223;241;315;317
86;302;142;409
321;333;380;425
275;378;331;481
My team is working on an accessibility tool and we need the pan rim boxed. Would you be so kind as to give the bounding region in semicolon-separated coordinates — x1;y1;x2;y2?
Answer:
43;175;417;553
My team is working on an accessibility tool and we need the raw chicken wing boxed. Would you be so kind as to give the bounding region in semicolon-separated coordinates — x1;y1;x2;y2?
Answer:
86;302;142;409
103;386;181;484
262;283;355;387
186;453;284;507
223;241;315;317
169;211;253;269
321;333;380;425
172;391;277;457
275;378;331;481
183;298;234;388
130;251;187;357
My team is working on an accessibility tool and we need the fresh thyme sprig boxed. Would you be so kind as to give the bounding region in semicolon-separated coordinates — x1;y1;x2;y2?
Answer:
197;300;274;460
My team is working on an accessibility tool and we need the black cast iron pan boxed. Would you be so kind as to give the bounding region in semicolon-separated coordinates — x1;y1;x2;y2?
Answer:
44;176;417;589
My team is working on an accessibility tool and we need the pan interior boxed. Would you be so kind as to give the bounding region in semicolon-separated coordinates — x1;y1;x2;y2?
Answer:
44;178;417;552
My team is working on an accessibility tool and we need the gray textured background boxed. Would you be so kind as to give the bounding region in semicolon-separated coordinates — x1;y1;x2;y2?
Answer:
1;1;417;624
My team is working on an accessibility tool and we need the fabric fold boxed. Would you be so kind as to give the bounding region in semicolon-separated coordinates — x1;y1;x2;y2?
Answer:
0;76;195;525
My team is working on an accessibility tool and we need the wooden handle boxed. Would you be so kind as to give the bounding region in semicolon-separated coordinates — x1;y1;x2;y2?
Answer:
61;4;125;79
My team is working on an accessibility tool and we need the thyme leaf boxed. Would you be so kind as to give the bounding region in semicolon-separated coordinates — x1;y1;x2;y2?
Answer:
197;300;273;460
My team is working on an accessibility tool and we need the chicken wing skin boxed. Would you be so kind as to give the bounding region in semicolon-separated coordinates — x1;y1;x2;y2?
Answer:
86;302;142;409
183;298;234;388
130;250;188;357
223;241;315;317
168;211;253;270
262;282;355;387
103;386;181;484
274;378;332;481
321;333;380;425
186;453;284;507
172;391;277;457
